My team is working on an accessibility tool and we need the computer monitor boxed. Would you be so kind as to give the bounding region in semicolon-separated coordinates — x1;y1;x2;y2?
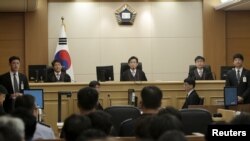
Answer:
96;66;114;82
23;89;44;109
224;87;237;108
28;65;47;82
221;66;234;80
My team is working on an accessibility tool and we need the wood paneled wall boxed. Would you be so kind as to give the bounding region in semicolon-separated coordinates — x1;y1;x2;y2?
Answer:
0;13;25;74
0;0;249;79
25;0;48;74
203;0;226;80
226;11;250;69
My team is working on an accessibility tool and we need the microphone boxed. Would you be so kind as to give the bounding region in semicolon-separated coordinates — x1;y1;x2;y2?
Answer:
107;94;111;107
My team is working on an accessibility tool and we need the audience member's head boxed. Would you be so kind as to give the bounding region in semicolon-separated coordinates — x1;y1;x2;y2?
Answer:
158;106;182;121
76;129;107;141
194;56;205;69
51;59;63;73
89;80;101;93
14;95;37;117
135;115;154;139
62;114;92;141
87;111;112;135
11;108;37;141
150;114;183;140
184;78;196;92
0;116;25;140
230;112;250;124
140;86;162;113
0;85;7;105
0;125;23;141
77;87;99;114
128;56;139;70
9;56;21;72
233;53;244;68
158;130;187;141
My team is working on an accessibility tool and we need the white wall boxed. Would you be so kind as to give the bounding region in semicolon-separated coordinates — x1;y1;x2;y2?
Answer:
48;1;203;82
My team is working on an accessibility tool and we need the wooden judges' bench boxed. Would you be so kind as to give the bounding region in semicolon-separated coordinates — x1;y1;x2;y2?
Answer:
30;80;225;136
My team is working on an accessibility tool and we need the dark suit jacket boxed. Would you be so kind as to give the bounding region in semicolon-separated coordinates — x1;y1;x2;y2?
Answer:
182;90;200;109
121;69;147;81
0;72;29;113
46;72;71;82
225;68;250;104
188;67;214;80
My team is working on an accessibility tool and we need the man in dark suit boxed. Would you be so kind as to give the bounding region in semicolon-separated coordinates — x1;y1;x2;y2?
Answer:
89;80;103;110
0;56;29;113
225;53;250;104
46;59;71;82
121;56;147;81
182;78;201;109
0;85;7;116
188;56;214;80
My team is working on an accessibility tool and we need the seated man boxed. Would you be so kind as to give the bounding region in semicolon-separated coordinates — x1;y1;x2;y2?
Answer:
119;86;162;136
89;80;103;110
46;59;71;82
121;56;147;81
188;56;214;80
14;95;55;140
0;85;7;116
182;78;201;109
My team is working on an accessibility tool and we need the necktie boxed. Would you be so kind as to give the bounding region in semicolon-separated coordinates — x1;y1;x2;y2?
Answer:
199;70;203;77
237;70;240;84
132;70;135;77
13;73;19;93
56;73;60;80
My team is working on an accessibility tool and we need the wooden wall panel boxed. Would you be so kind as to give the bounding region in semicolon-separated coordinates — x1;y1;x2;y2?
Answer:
0;13;25;73
203;0;226;80
226;11;250;69
25;0;48;74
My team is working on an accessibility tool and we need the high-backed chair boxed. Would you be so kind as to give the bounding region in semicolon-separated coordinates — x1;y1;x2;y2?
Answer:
220;66;234;80
104;106;141;136
189;64;215;79
189;65;211;74
180;108;212;135
120;62;142;81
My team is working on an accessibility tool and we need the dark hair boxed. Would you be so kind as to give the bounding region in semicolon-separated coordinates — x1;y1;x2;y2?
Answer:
51;59;62;66
194;56;205;62
141;86;162;109
77;87;98;111
0;125;22;141
89;80;100;88
135;115;154;139
158;106;182;121
11;108;37;141
184;78;196;88
230;112;250;124
0;85;8;95
233;53;244;61
9;56;20;64
158;130;187;141
14;95;36;113
128;56;138;63
76;129;106;141
87;111;112;135
62;114;92;141
149;114;183;140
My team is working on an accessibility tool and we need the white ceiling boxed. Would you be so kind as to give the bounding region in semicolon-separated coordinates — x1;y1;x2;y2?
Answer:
215;0;250;11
